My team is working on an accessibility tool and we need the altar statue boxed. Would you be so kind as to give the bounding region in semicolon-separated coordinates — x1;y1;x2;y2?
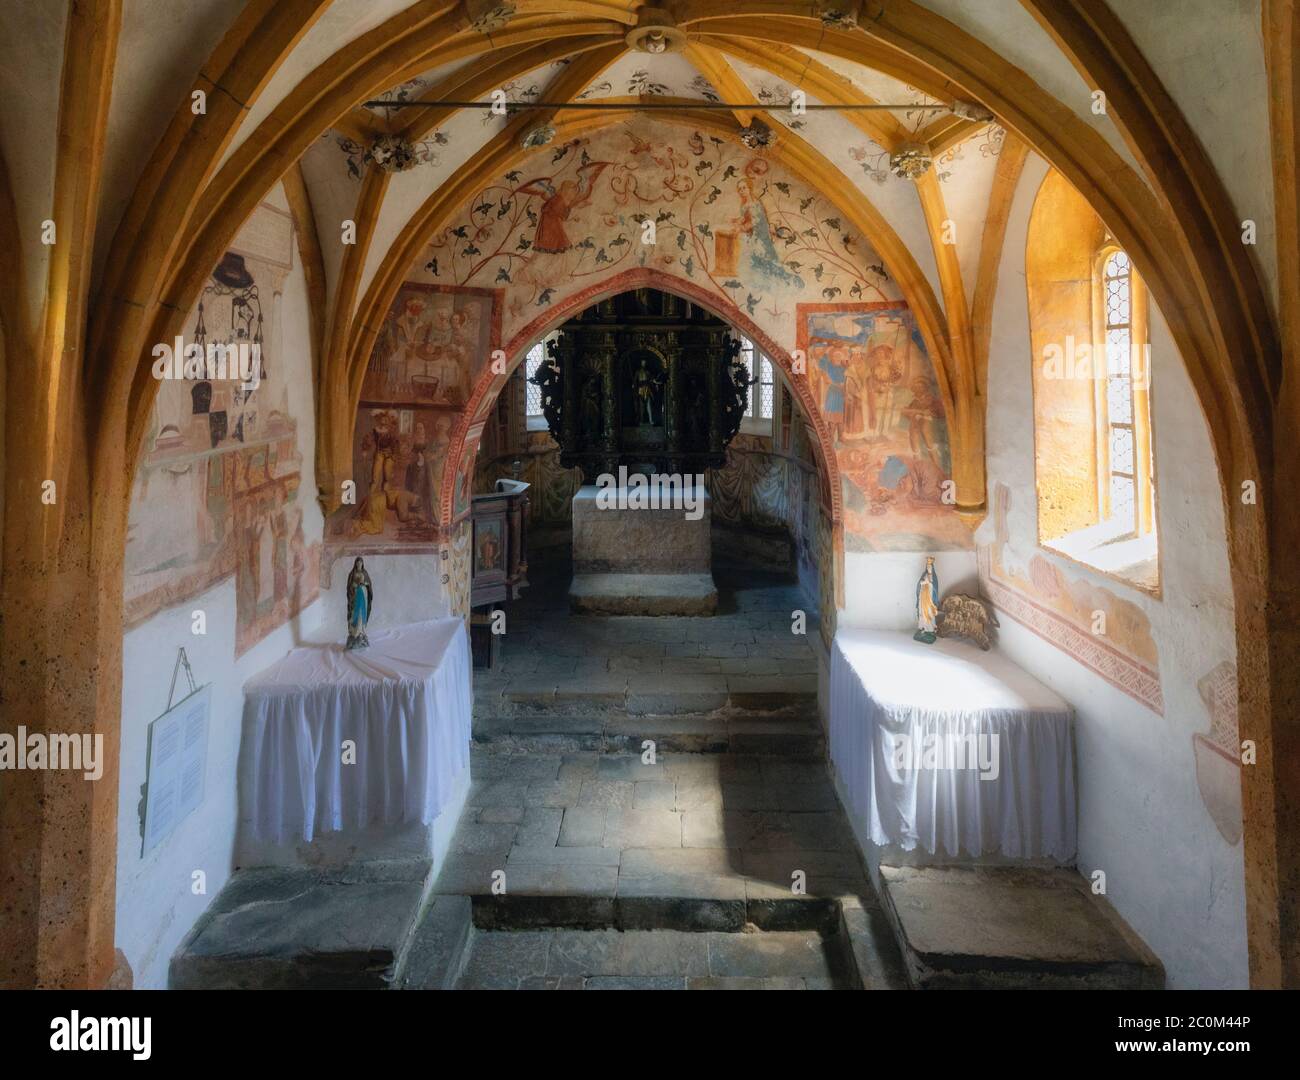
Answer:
914;556;939;644
633;358;658;425
346;556;373;650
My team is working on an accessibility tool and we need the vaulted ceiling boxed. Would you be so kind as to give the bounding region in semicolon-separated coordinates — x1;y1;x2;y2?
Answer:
289;3;1012;343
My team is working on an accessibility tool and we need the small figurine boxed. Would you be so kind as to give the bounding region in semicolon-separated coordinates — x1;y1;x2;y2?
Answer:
914;556;939;644
937;594;999;650
346;556;373;650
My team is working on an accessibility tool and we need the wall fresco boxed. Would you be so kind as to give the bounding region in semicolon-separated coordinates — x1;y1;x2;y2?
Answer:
124;201;320;655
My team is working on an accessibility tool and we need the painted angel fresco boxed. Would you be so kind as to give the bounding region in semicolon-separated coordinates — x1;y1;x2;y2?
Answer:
518;161;612;254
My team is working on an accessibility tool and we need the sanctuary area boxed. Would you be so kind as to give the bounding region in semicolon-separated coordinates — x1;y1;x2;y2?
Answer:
0;0;1297;995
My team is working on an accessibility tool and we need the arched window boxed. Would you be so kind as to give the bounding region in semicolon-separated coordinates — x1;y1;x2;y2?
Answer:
524;340;546;418
1096;247;1155;543
524;332;559;427
739;335;775;430
1026;169;1157;591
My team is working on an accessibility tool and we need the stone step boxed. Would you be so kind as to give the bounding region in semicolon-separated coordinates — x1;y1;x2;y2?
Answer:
878;865;1165;990
475;673;819;718
397;896;905;990
169;862;433;990
450;927;857;990
569;572;719;616
472;708;824;756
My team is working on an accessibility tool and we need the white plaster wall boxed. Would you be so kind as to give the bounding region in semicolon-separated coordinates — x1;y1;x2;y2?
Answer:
115;193;329;989
115;579;324;991
840;550;977;631
318;552;449;634
913;0;1149;185
914;0;1276;312
976;154;1247;989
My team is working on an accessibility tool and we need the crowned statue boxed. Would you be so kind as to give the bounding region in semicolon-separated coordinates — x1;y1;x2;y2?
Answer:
914;556;939;644
346;556;373;650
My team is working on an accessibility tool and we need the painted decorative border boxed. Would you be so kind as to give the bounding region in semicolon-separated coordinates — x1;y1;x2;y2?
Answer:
979;546;1164;714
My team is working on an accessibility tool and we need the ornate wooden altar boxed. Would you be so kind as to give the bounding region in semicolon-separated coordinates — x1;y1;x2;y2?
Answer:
532;288;749;477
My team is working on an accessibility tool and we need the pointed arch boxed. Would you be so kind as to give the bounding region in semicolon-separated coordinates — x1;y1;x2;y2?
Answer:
436;265;844;530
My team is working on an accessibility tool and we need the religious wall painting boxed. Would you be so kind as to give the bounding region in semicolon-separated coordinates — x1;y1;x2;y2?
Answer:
979;481;1163;713
1193;661;1242;846
365;283;502;408
415;123;895;351
452;425;483;523
329;405;450;549
798;302;970;553
474;517;506;576
124;200;320;653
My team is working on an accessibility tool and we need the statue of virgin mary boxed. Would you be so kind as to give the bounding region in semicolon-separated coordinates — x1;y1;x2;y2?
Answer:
914;556;939;644
346;556;373;650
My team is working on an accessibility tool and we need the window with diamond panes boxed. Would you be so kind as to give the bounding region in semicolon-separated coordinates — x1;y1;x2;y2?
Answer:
525;339;546;417
738;336;774;421
1103;251;1137;533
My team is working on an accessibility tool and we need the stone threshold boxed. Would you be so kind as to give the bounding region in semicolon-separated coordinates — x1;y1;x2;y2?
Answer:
472;707;824;756
400;890;906;991
569;573;719;617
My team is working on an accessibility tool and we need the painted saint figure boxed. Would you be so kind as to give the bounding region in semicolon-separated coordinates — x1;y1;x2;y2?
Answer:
405;419;438;525
902;376;943;463
914;556;939;644
518;162;610;254
733;178;804;290
346;556;373;650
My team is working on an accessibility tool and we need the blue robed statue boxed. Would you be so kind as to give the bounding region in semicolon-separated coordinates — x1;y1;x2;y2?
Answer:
346;556;373;651
914;556;939;644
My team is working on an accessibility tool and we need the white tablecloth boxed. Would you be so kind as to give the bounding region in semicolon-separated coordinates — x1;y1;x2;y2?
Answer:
830;628;1076;860
242;618;471;844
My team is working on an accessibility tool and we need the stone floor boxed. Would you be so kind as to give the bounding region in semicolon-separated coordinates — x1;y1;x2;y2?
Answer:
476;559;819;710
411;553;910;990
171;553;1161;990
438;748;867;907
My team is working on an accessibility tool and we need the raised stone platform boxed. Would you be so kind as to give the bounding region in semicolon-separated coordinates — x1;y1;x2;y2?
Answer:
169;861;434;989
569;572;718;616
570;483;717;616
878;865;1164;990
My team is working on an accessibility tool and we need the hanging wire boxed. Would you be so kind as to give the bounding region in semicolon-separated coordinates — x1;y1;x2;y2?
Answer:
361;98;953;112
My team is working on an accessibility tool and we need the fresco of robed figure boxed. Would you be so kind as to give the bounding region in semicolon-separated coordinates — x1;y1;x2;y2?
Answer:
799;304;972;553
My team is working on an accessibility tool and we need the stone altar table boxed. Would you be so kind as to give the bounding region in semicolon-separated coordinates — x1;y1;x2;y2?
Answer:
569;482;718;616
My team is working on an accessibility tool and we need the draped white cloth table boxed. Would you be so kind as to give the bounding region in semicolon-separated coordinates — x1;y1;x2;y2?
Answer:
829;628;1076;861
242;618;472;845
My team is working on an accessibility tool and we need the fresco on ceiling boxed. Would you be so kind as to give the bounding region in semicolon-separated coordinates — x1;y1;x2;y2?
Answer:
978;481;1163;714
124;201;320;655
412;123;894;346
798;302;970;552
